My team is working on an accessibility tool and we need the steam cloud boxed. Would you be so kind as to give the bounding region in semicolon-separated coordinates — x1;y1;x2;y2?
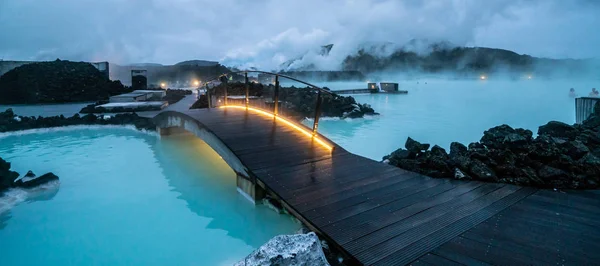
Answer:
0;0;598;70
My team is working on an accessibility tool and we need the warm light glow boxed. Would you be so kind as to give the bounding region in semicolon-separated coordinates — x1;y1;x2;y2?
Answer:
220;105;334;151
160;82;166;87
193;80;200;86
480;75;487;80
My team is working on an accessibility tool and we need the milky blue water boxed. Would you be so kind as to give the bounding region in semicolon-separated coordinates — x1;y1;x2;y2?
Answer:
0;127;299;266
299;79;594;160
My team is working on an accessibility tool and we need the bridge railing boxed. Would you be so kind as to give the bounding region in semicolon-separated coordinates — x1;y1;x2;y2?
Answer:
200;70;334;136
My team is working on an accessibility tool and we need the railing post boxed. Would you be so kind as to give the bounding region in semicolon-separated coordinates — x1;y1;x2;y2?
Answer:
206;84;212;108
312;90;323;135
274;75;279;116
220;75;228;106
245;72;249;109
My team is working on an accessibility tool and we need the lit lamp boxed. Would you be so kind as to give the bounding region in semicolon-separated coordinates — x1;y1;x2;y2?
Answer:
193;80;200;87
480;75;487;80
160;82;166;88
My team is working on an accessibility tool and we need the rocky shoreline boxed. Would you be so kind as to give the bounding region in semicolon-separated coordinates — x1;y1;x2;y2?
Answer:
383;102;600;189
191;82;378;119
0;108;156;132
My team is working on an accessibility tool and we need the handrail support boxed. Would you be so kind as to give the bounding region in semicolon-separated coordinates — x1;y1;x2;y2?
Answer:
244;72;249;109
312;90;323;135
274;75;280;117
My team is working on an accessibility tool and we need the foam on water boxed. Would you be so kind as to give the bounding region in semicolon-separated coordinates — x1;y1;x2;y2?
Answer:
0;181;60;214
0;124;158;139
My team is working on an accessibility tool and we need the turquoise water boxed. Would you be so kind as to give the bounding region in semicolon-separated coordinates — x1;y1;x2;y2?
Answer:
303;79;593;160
0;127;299;265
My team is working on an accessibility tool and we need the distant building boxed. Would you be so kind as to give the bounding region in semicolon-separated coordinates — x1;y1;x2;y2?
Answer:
368;83;379;92
90;62;109;79
131;70;148;90
380;83;399;92
110;91;152;103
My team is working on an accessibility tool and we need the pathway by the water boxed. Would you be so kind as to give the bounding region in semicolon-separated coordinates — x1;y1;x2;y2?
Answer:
153;107;600;265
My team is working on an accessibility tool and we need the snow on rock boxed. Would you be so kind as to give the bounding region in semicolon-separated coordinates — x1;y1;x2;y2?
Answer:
234;232;329;266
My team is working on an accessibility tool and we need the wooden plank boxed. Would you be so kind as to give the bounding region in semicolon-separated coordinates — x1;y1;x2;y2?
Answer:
330;183;498;245
369;187;537;265
429;237;537;266
300;173;423;214
432;248;491;266
415;253;465;266
353;185;529;264
461;217;600;263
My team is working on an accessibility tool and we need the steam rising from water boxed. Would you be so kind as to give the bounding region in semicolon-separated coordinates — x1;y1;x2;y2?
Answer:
0;0;598;69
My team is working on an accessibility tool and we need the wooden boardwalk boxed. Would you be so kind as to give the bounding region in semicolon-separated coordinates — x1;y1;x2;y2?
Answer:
153;107;600;266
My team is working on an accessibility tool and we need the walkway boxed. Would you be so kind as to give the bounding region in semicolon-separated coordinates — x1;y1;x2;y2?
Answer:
153;107;600;265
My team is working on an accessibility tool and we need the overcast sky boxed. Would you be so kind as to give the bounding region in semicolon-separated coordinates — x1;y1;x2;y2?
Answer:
0;0;598;70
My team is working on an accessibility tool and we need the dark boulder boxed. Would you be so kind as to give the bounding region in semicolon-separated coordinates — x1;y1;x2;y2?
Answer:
481;124;515;148
449;142;468;158
430;145;448;158
405;137;430;154
15;172;59;188
538;121;578;140
0;157;20;193
562;140;590;160
469;159;497;181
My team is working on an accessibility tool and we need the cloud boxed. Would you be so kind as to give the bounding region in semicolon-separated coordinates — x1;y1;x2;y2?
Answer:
0;0;598;70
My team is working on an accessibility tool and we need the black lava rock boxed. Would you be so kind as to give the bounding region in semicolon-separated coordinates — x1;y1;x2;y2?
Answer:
15;172;59;188
0;59;131;104
383;103;600;189
0;157;20;194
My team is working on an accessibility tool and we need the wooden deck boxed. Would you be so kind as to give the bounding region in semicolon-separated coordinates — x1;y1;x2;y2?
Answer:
153;107;600;266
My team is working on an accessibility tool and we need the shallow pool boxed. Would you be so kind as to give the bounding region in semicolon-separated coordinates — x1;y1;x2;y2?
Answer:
0;127;299;265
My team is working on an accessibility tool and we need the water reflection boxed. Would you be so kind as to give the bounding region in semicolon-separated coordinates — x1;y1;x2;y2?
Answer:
151;133;299;247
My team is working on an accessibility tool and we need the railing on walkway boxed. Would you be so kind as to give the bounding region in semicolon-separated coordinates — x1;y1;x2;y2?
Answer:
200;70;334;135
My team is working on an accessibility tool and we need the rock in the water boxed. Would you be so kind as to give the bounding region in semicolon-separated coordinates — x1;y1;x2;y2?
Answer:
15;172;59;188
405;137;430;153
538;121;578;140
235;232;329;266
0;157;20;193
24;170;36;178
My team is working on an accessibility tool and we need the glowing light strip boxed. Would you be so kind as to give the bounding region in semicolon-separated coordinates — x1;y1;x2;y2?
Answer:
220;105;334;151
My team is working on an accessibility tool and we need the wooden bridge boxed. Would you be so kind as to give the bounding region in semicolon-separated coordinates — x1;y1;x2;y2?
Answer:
153;71;600;265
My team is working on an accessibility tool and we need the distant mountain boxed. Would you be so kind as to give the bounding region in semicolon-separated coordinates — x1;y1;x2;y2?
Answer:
175;60;219;67
282;39;599;78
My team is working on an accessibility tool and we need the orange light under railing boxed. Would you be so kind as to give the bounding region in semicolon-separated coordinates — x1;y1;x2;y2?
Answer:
220;105;334;151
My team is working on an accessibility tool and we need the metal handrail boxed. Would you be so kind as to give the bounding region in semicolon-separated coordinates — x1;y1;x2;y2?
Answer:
199;70;328;136
201;70;334;95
